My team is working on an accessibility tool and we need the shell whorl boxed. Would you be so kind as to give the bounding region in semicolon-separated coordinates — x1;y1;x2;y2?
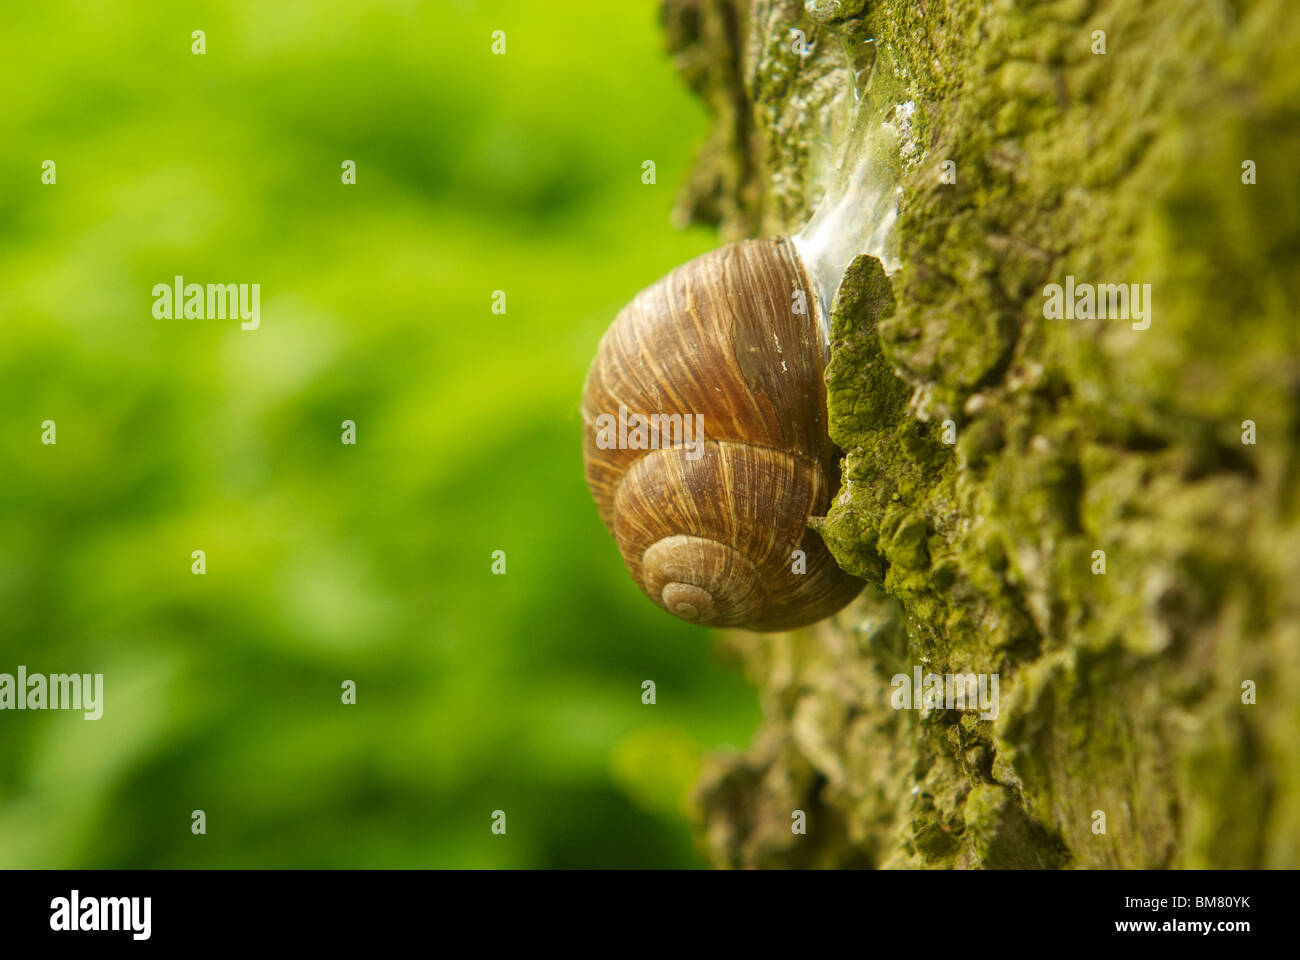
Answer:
581;237;863;631
642;536;762;625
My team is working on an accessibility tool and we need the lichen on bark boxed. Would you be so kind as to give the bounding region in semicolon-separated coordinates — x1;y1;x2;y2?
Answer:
670;0;1300;868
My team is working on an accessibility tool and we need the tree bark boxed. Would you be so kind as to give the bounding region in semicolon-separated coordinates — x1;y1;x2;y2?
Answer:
665;0;1300;868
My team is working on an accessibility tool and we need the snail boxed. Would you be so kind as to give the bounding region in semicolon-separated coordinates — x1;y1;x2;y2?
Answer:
580;94;908;632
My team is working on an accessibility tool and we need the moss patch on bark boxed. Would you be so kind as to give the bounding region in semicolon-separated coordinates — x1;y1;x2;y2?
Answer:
674;0;1300;868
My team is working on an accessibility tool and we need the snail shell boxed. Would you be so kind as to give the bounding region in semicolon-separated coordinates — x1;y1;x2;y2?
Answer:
581;236;863;631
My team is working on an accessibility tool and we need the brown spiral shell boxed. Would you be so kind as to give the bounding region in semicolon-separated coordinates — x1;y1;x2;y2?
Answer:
581;236;863;631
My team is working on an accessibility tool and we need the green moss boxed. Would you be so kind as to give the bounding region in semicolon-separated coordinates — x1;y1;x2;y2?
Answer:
684;0;1300;869
966;783;1071;869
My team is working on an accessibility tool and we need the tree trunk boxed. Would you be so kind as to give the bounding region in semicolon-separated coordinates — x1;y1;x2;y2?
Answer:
664;0;1300;869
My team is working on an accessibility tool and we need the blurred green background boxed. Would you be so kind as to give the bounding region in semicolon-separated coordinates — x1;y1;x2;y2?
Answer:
0;0;759;867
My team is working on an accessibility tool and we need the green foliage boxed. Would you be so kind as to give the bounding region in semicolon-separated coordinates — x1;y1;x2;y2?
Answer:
0;0;757;867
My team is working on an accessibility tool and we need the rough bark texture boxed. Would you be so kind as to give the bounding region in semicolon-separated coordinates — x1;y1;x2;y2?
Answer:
665;0;1300;868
